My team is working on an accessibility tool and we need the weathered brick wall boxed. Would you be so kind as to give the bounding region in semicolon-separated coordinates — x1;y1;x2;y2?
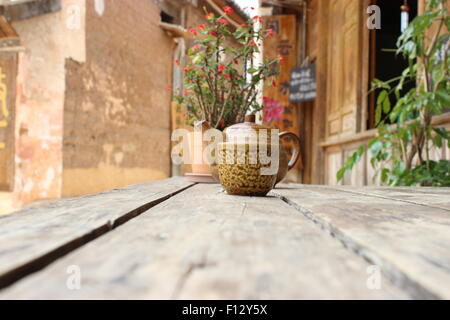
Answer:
11;0;85;206
62;0;174;196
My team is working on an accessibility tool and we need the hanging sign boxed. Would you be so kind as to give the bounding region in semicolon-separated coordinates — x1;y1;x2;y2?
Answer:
289;64;317;102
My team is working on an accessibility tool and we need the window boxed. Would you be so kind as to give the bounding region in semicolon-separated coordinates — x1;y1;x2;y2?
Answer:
161;11;174;24
367;0;418;129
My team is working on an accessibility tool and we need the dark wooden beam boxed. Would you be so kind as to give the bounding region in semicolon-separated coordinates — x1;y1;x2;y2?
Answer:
1;0;61;22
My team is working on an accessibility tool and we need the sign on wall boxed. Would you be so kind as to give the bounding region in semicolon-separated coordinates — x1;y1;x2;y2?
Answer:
289;64;317;103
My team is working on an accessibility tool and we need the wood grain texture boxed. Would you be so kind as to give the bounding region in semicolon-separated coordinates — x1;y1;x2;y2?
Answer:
0;177;194;289
310;0;329;184
272;185;450;299
335;186;450;212
0;184;407;299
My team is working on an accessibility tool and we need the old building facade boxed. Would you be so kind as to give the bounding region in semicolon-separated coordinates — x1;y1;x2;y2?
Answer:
262;0;450;186
0;0;245;213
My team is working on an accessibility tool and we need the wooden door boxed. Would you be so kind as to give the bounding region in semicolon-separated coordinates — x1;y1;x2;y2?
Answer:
326;0;364;139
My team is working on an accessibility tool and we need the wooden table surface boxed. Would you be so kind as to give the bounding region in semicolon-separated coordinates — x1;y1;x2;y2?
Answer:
0;177;449;300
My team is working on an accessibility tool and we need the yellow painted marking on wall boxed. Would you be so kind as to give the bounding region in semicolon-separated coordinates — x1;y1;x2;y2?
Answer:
0;68;8;149
0;67;8;122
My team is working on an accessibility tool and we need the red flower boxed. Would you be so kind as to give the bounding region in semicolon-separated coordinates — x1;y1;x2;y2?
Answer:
218;64;225;72
253;16;263;23
205;12;214;20
278;54;285;63
267;28;274;37
192;44;201;51
219;121;225;127
263;97;284;122
198;24;206;30
272;79;278;87
189;28;197;36
225;73;231;79
210;31;217;37
173;60;180;66
182;67;189;73
218;18;229;25
249;40;257;47
223;6;234;15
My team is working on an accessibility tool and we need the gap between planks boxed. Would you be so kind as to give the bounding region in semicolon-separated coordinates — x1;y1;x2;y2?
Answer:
0;183;196;291
272;191;441;300
324;186;450;213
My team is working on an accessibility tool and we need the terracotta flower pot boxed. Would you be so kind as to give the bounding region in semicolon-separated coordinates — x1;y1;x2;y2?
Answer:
187;131;211;175
185;121;223;183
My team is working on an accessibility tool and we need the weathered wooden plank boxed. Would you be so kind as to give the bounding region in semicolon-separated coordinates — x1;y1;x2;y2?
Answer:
0;184;407;299
336;186;450;212
0;177;194;289
272;185;450;299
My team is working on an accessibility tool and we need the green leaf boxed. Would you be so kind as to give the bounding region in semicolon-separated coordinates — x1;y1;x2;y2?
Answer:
383;94;391;114
375;105;382;124
369;140;383;157
368;137;379;148
345;155;355;168
337;168;346;182
381;168;390;183
377;90;387;105
436;91;450;106
252;74;261;83
357;146;366;157
434;134;443;148
433;127;450;139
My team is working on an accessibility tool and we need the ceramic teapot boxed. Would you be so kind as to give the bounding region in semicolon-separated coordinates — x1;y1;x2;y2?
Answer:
216;114;300;196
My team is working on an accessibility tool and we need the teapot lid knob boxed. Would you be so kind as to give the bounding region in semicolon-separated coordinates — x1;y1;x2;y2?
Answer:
245;114;256;123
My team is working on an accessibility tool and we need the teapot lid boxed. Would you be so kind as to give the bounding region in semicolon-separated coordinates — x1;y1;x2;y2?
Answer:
225;114;271;136
225;114;272;141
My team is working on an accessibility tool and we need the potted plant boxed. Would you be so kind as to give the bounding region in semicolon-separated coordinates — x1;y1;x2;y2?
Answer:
338;0;450;186
172;6;281;177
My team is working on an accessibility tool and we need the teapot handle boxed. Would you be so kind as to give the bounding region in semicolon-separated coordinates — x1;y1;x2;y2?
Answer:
279;132;301;171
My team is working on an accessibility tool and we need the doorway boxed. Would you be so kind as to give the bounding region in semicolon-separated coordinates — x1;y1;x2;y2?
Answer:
367;0;418;129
